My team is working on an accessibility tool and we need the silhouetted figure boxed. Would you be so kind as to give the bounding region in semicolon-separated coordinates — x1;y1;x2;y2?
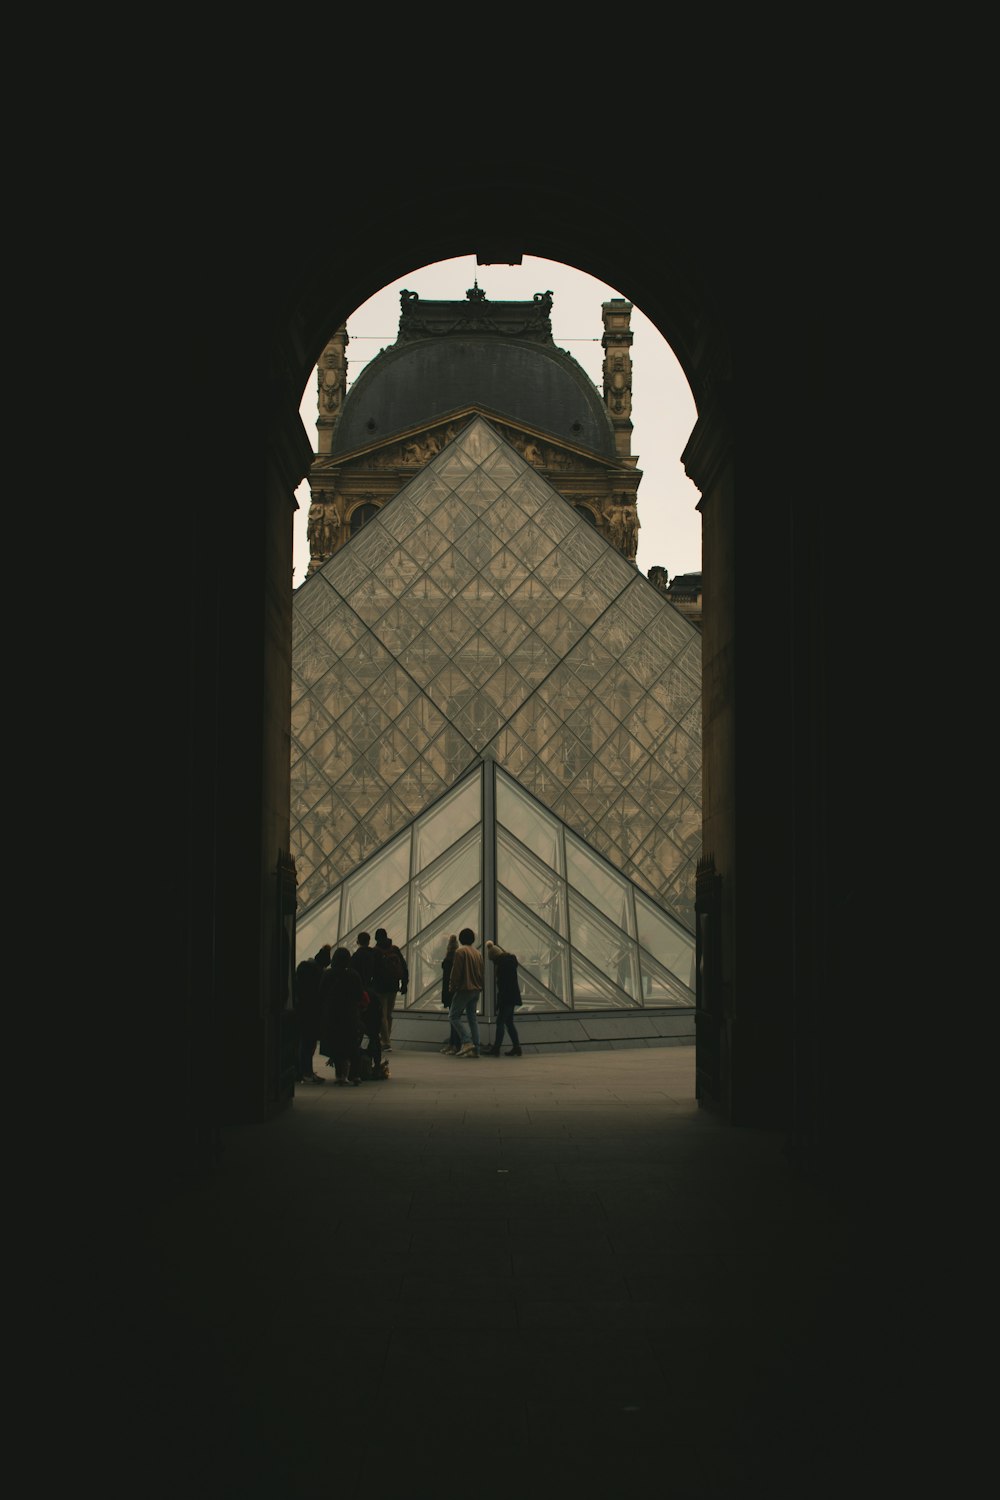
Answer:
439;934;461;1054
352;931;383;1078
294;944;332;1083
373;928;408;1051
318;947;365;1085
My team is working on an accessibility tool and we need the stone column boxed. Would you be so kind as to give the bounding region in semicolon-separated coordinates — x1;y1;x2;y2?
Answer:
602;298;634;458
316;325;348;456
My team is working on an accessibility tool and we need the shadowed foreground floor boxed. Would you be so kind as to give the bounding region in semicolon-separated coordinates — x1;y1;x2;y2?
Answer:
126;1045;939;1499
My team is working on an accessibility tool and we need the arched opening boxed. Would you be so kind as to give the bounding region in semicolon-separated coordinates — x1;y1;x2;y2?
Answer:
348;502;378;535
289;258;706;1054
159;170;860;1208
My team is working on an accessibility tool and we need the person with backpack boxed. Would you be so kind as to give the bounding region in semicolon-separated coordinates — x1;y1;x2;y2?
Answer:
373;928;408;1052
483;940;523;1056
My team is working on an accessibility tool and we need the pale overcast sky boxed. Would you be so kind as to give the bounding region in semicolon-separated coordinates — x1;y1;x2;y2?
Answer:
293;255;702;587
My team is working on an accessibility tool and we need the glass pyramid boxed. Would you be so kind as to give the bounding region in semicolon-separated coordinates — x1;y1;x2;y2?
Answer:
291;416;701;1012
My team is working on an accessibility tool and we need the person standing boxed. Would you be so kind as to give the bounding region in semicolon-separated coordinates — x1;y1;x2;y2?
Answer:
294;943;332;1083
318;947;366;1085
483;940;523;1056
439;934;461;1054
448;928;484;1058
351;931;383;1078
373;928;408;1052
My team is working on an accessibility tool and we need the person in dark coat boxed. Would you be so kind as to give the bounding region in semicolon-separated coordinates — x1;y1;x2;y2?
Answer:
483;940;523;1056
373;927;408;1051
351;931;383;1078
294;944;332;1083
439;934;461;1054
318;947;366;1085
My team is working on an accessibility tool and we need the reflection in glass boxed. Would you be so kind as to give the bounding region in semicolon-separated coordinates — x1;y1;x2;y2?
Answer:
412;769;482;873
568;950;635;1009
341;833;411;932
497;828;566;935
565;833;633;933
295;887;340;964
341;885;409;956
635;890;696;987
497;890;569;1004
412;832;481;936
640;953;695;1006
496;772;562;873
568;891;639;1000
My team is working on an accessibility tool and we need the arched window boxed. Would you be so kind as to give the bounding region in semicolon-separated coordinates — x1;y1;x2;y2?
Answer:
349;503;379;535
574;505;598;526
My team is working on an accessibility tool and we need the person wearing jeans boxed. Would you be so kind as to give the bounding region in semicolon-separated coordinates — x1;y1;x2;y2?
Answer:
483;940;523;1056
447;927;484;1058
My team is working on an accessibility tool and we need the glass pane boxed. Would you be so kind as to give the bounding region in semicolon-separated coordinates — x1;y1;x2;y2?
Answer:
454;519;504;571
295;886;340;959
341;832;411;932
497;890;570;1005
566;634;616;687
401;576;450;627
496;771;563;873
600;726;649;783
340;884;409;955
635;890;696;987
412;831;481;936
507;577;557;627
623;695;673;751
506;635;559;687
600;791;655;857
558;521;607;572
398;635;449;687
315;601;367;656
405;892;483;1009
455;470;504;515
515;970;564;1013
533;548;583;598
482;496;528;544
568;891;639;1000
371;602;422;655
538;728;591;787
639;951;695;1007
565;832;633;934
489;548;531;596
497;827;567;935
569;949;636;1010
392;757;449;816
533;602;586;657
403;519;450;569
412;768;482;873
346;576;396;625
480;602;531;655
452;698;505;749
454;634;503;685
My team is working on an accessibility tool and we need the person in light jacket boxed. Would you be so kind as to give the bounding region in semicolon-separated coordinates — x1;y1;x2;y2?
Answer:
447;928;484;1058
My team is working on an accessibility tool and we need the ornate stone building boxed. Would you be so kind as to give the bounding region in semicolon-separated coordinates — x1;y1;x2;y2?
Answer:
303;284;644;578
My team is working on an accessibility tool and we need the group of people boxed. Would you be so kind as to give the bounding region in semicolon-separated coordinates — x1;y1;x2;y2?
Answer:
293;927;523;1082
439;930;523;1059
293;927;408;1086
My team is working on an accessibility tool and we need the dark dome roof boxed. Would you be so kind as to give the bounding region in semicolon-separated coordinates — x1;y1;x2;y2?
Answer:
333;302;617;459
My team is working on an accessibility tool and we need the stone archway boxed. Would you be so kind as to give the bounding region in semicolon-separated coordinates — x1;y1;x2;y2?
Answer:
153;166;848;1186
